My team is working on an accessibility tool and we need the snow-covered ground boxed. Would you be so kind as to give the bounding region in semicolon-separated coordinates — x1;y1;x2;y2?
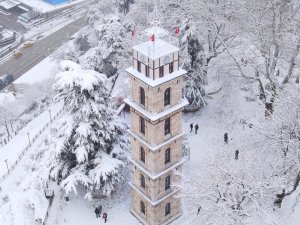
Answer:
14;57;57;85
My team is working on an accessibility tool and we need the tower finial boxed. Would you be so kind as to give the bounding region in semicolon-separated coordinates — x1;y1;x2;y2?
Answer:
149;0;162;27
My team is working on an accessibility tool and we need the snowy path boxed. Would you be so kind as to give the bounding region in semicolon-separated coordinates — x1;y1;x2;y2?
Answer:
0;102;65;225
0;101;64;179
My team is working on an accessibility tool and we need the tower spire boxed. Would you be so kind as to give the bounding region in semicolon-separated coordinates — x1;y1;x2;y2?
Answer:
149;0;162;27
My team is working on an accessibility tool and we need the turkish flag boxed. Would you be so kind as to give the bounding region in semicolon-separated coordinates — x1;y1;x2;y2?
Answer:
151;34;155;42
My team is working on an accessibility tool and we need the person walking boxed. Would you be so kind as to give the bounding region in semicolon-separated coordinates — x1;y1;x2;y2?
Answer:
235;149;239;160
224;133;228;144
195;124;199;134
98;205;102;216
190;123;193;133
103;212;107;223
197;206;201;215
95;207;100;218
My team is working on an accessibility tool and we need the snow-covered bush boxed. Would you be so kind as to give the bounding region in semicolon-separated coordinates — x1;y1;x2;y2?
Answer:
51;60;127;197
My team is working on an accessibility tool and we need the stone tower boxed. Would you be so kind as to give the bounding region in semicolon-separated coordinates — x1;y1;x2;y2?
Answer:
124;24;188;225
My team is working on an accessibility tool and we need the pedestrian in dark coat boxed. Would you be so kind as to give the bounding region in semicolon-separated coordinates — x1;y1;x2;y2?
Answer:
98;205;102;216
224;133;228;144
235;149;239;160
95;207;100;218
190;123;193;133
197;206;201;215
103;212;107;223
195;124;199;134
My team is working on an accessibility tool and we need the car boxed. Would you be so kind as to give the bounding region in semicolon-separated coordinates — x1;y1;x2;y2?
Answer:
23;41;33;48
0;74;14;90
13;50;22;58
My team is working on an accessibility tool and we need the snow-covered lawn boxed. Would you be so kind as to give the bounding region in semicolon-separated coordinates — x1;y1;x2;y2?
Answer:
14;57;57;85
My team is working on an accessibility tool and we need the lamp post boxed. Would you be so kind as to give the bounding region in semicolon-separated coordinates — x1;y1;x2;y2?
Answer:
27;132;31;146
48;109;52;122
4;159;8;172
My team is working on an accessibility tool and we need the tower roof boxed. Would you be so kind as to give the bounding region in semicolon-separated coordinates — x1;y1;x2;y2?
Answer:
132;38;178;60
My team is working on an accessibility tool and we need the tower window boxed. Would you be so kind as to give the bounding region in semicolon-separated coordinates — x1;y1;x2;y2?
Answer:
140;147;145;163
140;174;145;188
165;148;170;164
169;62;174;73
164;118;171;135
165;203;171;216
159;66;164;77
165;175;171;190
140;87;145;106
138;61;141;72
164;88;171;106
141;201;146;214
145;65;149;77
140;117;145;135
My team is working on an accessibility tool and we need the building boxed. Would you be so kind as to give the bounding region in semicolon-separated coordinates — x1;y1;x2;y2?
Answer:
125;20;188;225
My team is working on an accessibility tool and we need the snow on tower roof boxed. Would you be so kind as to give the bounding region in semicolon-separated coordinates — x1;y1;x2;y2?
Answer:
143;26;169;38
133;38;178;60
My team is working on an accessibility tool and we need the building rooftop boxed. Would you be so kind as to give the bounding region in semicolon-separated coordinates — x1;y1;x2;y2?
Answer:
133;38;179;60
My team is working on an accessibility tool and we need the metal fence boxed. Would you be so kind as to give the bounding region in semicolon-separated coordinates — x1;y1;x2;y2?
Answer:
0;106;66;183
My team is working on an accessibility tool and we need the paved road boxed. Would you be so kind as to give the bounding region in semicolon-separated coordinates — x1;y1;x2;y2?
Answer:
0;16;85;80
0;6;28;33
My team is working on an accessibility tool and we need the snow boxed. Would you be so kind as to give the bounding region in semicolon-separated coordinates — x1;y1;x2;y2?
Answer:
128;130;185;151
126;67;186;87
18;0;85;13
13;57;57;85
0;101;64;178
124;97;188;121
143;26;169;38
133;38;178;60
128;157;185;180
0;92;16;105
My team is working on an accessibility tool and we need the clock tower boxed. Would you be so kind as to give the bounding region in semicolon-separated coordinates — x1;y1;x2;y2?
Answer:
124;24;188;225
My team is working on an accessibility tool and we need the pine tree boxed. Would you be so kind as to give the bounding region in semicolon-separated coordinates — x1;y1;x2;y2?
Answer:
52;60;126;197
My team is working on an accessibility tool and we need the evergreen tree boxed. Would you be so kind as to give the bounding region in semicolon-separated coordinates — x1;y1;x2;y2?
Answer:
81;16;132;77
52;60;125;197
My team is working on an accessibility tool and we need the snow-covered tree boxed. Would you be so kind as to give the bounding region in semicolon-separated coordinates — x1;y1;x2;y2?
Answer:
52;60;126;197
114;0;135;14
81;16;133;77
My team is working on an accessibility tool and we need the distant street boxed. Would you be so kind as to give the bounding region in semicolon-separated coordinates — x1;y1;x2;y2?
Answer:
0;16;85;82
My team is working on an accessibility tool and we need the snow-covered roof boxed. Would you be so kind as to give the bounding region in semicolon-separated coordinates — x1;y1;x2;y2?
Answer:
133;38;178;60
0;0;20;10
126;67;187;87
128;130;185;151
124;98;189;121
143;26;169;38
128;182;180;206
128;157;185;180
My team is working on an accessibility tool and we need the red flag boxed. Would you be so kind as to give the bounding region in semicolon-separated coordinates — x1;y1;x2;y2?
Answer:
175;27;180;35
151;34;155;42
131;26;136;37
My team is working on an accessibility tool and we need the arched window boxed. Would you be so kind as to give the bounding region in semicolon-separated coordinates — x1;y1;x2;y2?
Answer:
140;116;145;134
140;174;145;188
164;88;171;106
165;202;171;216
140;87;145;106
165;175;171;190
140;201;146;214
165;148;170;164
164;118;171;135
140;147;145;163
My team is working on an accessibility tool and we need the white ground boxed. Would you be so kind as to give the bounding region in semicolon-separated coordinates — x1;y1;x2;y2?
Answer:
13;57;57;85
